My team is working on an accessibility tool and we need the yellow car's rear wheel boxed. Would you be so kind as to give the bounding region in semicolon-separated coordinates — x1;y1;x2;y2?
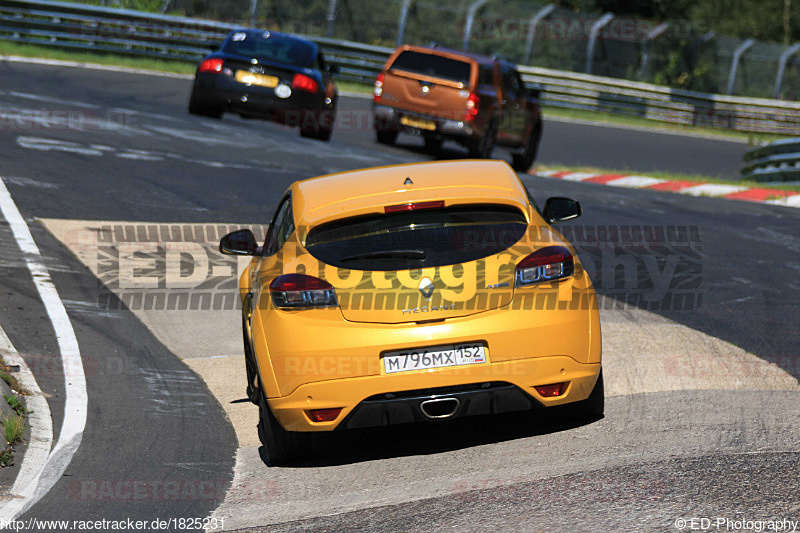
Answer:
573;369;604;420
242;320;259;405
257;384;311;465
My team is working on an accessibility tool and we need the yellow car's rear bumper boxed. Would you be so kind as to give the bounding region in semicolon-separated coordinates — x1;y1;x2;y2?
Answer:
269;356;601;431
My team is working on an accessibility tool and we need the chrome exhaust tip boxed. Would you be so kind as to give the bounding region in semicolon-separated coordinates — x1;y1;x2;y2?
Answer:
420;397;461;419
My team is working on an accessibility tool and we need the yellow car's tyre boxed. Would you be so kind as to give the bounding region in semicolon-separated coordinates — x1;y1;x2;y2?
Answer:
242;320;259;405
573;369;604;420
257;386;310;465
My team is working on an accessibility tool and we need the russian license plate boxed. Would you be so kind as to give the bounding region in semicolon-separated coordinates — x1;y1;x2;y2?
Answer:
383;343;486;374
400;115;436;131
235;70;279;88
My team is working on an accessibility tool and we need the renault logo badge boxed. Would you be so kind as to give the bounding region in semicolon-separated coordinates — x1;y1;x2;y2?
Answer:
419;277;434;299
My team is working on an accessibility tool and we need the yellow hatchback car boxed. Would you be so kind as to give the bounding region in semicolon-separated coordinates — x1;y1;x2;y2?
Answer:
220;160;602;464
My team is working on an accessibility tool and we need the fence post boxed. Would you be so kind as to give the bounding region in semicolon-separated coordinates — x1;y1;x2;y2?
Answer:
726;38;755;95
585;13;614;74
523;4;555;66
396;0;414;47
249;0;257;27
463;0;489;51
326;0;338;37
774;42;800;98
639;22;668;81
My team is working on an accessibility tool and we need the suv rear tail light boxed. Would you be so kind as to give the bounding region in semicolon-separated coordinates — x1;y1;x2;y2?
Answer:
385;200;444;213
199;58;224;73
515;246;574;286
465;92;479;120
374;73;385;101
292;73;319;93
269;274;337;309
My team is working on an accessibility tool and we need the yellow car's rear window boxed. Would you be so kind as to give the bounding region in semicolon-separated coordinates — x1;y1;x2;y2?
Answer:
305;205;526;271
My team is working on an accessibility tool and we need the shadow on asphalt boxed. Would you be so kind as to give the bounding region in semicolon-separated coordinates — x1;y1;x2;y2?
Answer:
258;407;602;468
392;138;519;166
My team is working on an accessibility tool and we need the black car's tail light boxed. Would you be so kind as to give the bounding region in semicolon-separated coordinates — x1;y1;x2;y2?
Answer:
515;246;574;287
291;73;319;93
269;274;337;309
199;58;224;73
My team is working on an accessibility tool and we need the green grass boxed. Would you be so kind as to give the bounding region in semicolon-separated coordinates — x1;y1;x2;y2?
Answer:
336;80;375;94
0;40;788;145
3;414;26;445
3;395;30;417
0;41;195;75
0;446;13;468
540;106;788;145
534;163;800;193
0;357;28;396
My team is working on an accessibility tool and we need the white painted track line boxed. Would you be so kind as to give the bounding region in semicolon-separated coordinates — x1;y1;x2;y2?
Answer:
0;55;192;80
606;176;668;188
679;183;749;197
0;177;87;520
766;195;800;207
0;324;53;516
559;172;600;182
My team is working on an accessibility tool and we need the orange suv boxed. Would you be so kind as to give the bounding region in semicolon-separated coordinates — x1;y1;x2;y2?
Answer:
372;45;543;171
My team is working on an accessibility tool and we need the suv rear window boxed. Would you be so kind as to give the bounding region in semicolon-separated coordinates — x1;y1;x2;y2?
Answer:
304;205;527;271
388;51;472;85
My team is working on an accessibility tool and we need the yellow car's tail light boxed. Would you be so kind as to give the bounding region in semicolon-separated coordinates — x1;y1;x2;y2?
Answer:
515;246;574;287
535;382;567;398
307;408;343;422
269;274;338;309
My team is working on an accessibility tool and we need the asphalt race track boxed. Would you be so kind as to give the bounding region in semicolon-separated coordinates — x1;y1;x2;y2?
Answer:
0;59;798;532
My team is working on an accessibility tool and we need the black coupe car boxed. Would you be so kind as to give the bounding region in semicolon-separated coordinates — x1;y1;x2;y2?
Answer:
189;29;338;141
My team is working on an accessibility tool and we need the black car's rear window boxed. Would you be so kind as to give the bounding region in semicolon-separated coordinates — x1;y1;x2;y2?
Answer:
222;31;314;67
389;51;472;85
304;205;527;271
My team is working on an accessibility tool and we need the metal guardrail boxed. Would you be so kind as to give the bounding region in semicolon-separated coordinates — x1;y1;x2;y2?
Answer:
0;0;235;61
741;138;800;182
518;67;800;136
1;0;799;136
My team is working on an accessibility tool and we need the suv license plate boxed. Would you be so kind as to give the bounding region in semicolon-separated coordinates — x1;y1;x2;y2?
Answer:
400;115;436;131
383;343;486;374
